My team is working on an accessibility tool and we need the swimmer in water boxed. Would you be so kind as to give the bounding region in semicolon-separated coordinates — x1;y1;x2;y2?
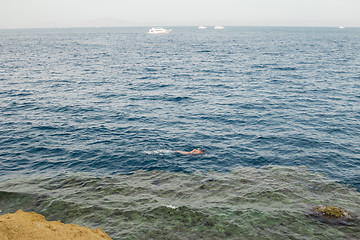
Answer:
175;149;205;155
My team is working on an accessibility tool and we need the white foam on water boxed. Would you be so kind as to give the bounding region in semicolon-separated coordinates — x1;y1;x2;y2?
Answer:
143;149;174;155
164;205;177;209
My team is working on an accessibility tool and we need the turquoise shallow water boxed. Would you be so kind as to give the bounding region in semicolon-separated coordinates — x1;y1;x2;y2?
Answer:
1;166;359;239
0;26;360;238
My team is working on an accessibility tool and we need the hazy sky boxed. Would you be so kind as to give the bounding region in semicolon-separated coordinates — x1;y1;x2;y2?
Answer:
1;0;359;28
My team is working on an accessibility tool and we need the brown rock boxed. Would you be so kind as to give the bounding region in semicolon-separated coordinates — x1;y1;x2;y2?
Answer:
0;210;112;240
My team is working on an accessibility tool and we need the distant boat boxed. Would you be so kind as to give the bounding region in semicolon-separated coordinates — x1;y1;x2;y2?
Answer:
198;26;207;29
339;26;345;29
147;27;171;34
214;26;224;30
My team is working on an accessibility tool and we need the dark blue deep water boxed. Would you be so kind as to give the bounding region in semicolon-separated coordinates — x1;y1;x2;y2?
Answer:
1;27;360;239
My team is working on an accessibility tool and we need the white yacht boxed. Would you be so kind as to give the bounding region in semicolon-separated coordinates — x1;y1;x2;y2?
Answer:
147;27;171;34
198;26;207;29
214;26;224;30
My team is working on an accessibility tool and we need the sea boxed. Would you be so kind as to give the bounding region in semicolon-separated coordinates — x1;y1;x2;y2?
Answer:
0;26;359;239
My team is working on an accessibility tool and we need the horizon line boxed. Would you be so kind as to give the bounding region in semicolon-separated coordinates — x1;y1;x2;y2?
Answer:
0;25;358;30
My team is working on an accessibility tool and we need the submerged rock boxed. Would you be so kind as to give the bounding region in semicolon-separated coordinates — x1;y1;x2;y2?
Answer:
0;210;112;240
310;205;356;225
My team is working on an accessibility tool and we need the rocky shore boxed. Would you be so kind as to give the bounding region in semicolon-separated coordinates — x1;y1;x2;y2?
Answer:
0;210;111;240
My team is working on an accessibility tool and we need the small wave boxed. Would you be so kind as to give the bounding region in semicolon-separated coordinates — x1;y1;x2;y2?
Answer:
197;50;212;53
272;67;297;71
166;96;191;102
263;52;282;56
137;76;150;80
251;64;268;69
32;125;59;131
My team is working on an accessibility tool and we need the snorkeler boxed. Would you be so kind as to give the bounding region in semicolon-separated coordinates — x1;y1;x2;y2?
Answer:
175;149;205;155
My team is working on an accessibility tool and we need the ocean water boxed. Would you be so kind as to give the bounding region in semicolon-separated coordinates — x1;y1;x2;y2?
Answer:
1;27;360;239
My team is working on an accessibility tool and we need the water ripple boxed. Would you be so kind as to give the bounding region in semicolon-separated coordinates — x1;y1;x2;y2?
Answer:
0;27;359;191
